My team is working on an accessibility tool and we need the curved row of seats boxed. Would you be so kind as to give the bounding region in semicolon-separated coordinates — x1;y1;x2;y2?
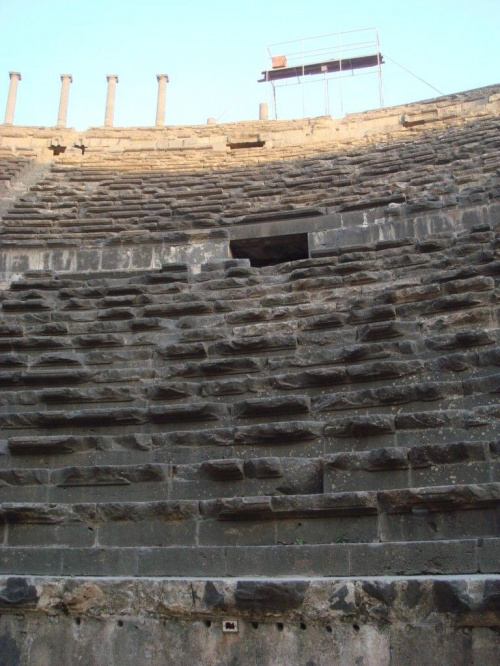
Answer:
0;217;499;576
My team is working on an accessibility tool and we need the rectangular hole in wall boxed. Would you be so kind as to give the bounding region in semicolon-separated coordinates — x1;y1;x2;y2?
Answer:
230;233;309;267
228;141;265;150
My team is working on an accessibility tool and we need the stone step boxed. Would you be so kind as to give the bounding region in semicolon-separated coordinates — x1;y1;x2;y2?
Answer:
0;539;493;576
0;483;498;549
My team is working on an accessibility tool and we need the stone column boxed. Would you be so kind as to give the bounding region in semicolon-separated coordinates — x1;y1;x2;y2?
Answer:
4;72;22;125
104;75;119;127
156;74;169;127
259;102;269;121
56;74;73;127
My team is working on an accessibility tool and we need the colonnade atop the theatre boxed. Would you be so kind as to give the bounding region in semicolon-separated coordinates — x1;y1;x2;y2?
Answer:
3;72;170;128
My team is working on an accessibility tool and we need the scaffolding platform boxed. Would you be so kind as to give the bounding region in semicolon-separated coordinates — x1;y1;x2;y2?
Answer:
259;28;384;119
259;53;384;83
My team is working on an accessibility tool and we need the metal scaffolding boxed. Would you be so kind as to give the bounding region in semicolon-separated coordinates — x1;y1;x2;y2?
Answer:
259;28;384;119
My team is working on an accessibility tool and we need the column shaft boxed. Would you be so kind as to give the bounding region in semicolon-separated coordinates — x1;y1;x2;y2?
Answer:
4;72;22;125
105;75;119;127
156;74;169;127
56;75;73;127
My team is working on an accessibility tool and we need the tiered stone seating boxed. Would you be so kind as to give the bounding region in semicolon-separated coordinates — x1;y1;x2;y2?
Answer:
0;87;499;662
0;116;498;242
0;153;34;194
0;218;499;579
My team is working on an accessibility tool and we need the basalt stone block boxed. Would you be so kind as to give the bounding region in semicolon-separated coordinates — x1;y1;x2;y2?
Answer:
149;402;226;423
313;389;378;412
0;503;76;525
214;333;297;355
201;496;273;521
424;293;489;314
366;447;409;470
62;298;94;311
2;299;53;312
270;368;348;390
437;352;476;373
234;580;309;611
0;337;68;351
200;459;244;481
97;307;136;321
290;265;339;281
478;538;500;573
52;464;166;487
0;577;38;608
244;457;284;479
409;442;487;468
147;382;196;400
270;492;378;518
36;407;148;428
95;499;199;523
375;284;441;305
8;435;100;455
274;458;323;495
426;330;495;351
159;428;233;448
156;343;207;359
443;275;495;295
301;312;348;330
129;317;162;331
395;411;456;430
200;378;254;397
40;386;135;404
144;301;213;317
378;482;500;514
21;369;92;385
422;267;480;286
143;272;189;285
226;309;272;325
0;354;28;368
349;305;396;325
349;540;478;575
179;357;262;377
73;334;124;348
477;347;500;367
462;373;500;395
376;384;415;405
0;323;23;337
32;322;69;336
291;276;343;292
325;415;395;438
161;262;188;273
347;360;423;382
357;321;405;341
234;421;322;445
481;260;500;276
291;343;389;368
232;396;310;418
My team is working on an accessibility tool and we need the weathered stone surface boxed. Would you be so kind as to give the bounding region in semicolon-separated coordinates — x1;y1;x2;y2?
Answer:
1;85;500;665
232;396;310;418
234;580;309;610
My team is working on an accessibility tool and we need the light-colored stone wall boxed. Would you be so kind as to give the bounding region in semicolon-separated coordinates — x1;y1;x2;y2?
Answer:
0;84;498;165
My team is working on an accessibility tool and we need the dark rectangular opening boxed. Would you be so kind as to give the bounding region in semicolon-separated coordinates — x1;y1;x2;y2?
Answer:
230;232;309;267
229;141;265;150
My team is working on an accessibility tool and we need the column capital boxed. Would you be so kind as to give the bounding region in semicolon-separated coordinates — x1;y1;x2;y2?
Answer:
9;72;22;81
60;74;73;83
106;74;119;83
157;74;169;82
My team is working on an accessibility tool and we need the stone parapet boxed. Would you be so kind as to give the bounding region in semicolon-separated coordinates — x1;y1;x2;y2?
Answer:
0;83;498;164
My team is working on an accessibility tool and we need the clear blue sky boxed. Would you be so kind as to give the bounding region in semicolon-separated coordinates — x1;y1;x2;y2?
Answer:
0;0;498;130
